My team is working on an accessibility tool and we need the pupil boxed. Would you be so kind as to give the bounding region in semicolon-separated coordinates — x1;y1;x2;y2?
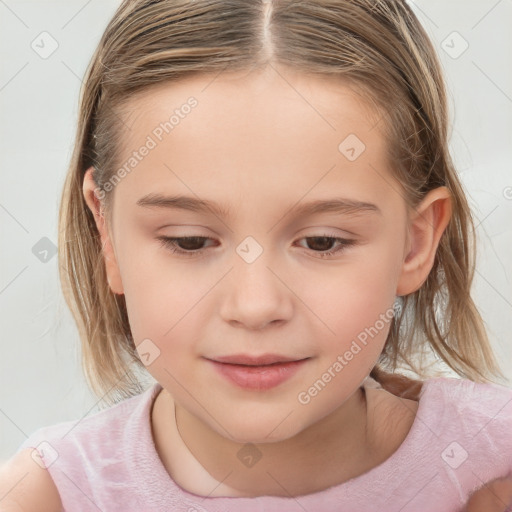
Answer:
180;237;203;250
309;237;333;251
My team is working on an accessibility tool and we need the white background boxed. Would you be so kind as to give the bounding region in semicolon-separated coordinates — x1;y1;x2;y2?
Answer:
1;0;511;462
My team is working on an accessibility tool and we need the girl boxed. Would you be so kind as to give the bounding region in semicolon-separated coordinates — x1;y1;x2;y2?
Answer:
1;0;511;510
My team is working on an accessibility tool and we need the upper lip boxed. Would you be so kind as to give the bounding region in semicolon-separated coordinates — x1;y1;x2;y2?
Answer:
207;354;309;366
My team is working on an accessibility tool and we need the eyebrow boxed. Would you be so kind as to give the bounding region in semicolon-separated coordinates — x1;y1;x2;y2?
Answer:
136;193;381;218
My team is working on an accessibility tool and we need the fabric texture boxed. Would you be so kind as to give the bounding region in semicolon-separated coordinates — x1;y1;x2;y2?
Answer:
16;376;512;512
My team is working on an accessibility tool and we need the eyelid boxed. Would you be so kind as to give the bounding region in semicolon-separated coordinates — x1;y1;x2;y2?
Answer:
155;233;358;259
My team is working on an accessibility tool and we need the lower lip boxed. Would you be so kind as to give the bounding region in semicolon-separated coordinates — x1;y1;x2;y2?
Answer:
207;359;308;390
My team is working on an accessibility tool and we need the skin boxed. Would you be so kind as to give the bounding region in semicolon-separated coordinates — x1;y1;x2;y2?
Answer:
464;476;512;512
82;64;454;498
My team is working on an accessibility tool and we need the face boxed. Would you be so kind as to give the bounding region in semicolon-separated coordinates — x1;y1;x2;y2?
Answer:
87;66;422;443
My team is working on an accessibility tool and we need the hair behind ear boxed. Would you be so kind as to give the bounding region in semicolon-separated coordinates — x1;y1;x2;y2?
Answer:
370;367;423;401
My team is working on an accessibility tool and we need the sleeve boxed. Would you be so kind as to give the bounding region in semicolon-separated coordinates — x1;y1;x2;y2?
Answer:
480;381;512;511
14;426;65;470
488;382;512;475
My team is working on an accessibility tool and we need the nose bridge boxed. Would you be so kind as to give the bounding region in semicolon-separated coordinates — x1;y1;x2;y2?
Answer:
219;235;293;329
232;235;281;299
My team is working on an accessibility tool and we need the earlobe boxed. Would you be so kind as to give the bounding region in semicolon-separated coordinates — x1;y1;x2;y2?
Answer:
82;167;124;295
396;186;452;296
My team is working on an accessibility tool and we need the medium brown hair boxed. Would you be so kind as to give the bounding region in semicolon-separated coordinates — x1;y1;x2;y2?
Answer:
58;0;507;405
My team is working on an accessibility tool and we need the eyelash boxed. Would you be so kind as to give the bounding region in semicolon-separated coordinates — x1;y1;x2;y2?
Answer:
155;234;357;259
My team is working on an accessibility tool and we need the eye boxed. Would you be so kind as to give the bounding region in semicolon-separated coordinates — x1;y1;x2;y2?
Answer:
156;236;215;258
156;234;356;259
295;235;357;258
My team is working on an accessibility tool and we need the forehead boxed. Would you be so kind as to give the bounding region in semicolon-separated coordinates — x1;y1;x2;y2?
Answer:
111;66;399;215
119;66;386;153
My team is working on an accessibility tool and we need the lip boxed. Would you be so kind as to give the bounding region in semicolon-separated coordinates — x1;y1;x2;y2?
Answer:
211;353;306;366
205;355;310;391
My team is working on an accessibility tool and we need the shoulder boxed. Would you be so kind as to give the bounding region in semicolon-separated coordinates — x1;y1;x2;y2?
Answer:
0;448;62;512
424;377;512;463
373;370;512;426
1;384;161;510
441;376;512;427
370;373;512;452
9;383;161;497
17;384;158;456
426;376;512;419
422;377;512;498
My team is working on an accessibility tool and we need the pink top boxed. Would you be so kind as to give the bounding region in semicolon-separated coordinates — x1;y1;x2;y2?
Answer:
16;376;512;512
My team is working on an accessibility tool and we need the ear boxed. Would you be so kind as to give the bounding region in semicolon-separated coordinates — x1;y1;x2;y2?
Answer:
396;186;452;296
82;167;124;295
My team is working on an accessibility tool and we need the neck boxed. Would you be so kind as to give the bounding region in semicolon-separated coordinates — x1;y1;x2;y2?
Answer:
168;386;374;497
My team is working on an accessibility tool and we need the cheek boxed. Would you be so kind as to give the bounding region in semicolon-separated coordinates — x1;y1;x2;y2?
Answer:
300;241;401;320
299;239;402;360
325;285;395;367
124;275;203;350
116;243;192;344
118;218;404;351
118;250;221;375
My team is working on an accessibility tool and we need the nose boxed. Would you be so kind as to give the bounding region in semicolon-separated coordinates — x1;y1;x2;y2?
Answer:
219;251;294;330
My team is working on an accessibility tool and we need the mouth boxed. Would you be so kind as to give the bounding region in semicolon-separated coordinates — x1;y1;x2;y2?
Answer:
205;354;311;390
208;353;309;366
